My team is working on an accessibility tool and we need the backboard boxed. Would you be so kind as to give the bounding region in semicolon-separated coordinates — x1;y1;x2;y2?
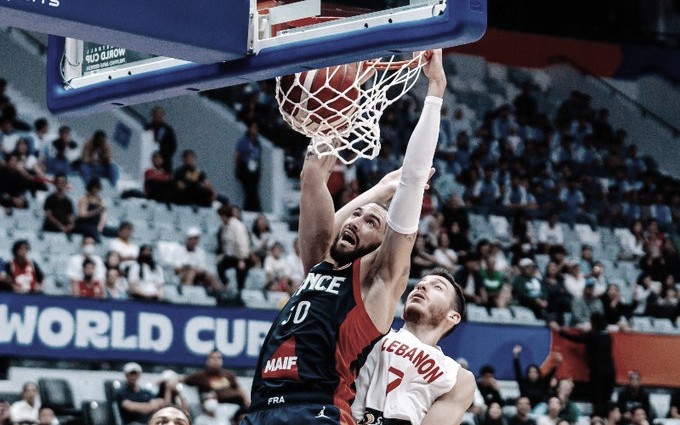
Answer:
44;0;487;115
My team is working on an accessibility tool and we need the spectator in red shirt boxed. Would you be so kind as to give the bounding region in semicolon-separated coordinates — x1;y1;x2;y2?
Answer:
72;258;105;298
5;240;43;294
144;151;174;203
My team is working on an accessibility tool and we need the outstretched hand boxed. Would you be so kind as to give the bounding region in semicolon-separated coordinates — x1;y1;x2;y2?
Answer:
422;49;446;98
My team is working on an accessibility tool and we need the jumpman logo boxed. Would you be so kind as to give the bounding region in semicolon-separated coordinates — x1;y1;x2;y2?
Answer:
316;406;330;419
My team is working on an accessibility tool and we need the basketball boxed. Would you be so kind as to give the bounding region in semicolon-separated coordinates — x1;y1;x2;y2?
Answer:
277;63;361;134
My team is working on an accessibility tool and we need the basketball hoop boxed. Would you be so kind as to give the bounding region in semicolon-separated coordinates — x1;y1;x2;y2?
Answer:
276;51;427;164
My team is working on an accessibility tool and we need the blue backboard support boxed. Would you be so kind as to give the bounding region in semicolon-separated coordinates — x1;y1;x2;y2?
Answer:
0;0;250;63
44;0;487;116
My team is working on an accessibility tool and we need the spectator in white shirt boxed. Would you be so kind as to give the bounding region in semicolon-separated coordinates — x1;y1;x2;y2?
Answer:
538;212;564;253
109;222;140;270
128;244;164;301
285;237;304;284
66;235;106;287
10;382;39;425
173;227;220;291
215;204;255;294
263;242;291;285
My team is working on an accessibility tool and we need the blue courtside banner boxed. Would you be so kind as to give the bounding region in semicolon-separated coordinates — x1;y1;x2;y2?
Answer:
0;294;551;377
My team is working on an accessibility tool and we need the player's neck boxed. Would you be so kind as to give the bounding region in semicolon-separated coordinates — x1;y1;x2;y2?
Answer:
403;322;440;347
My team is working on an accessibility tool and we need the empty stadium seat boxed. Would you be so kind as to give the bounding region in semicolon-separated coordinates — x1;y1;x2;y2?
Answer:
81;400;114;425
103;380;123;425
631;316;655;332
489;307;514;323
466;305;492;322
38;378;82;423
511;306;545;326
241;289;267;308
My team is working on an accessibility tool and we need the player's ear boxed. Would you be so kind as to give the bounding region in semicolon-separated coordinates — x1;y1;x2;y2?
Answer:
448;310;461;327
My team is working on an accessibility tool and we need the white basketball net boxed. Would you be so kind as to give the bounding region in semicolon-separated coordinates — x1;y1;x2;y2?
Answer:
276;52;427;164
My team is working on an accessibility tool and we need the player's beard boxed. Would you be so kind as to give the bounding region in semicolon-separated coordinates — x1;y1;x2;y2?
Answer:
329;233;380;265
403;302;447;328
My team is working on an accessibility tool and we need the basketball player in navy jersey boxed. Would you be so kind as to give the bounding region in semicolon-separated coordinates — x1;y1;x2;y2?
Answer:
352;268;476;425
243;49;446;425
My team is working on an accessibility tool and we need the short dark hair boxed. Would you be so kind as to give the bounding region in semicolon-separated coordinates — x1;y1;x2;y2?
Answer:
480;364;495;376
182;149;196;159
12;240;30;256
428;268;466;337
86;177;102;192
82;258;95;268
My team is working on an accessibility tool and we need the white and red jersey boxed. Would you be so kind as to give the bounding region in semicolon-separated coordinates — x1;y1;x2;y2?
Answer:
352;328;460;425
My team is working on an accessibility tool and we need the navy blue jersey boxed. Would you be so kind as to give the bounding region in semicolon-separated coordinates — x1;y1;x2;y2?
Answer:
250;259;384;424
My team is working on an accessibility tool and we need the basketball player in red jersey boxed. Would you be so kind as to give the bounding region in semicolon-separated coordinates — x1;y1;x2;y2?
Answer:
244;49;447;425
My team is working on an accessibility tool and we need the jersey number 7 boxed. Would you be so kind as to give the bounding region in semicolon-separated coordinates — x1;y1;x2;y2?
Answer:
386;366;404;394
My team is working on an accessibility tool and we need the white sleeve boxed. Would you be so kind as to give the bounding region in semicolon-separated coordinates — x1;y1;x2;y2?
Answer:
387;96;442;235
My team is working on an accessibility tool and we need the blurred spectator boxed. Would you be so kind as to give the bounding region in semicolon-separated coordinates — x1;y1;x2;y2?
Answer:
630;406;650;425
275;276;301;310
79;129;119;187
471;166;501;216
617;371;652;422
480;255;510;308
0;116;21;155
537;212;564;254
603;404;623;425
145;107;177;173
536;396;562;425
477;365;504;407
509;397;536;425
13;138;45;178
37;406;57;425
105;250;123;272
619;220;645;261
563;260;586;299
454;253;484;305
143;151;174;203
648;192;673;232
410;234;438;279
433;231;458;270
172;227;220;292
645;277;680;321
250;214;273;265
553;313;615;417
45;126;78;176
570;278;604;330
592;108;614;149
73;178;107;243
194;392;221;425
513;81;538;123
104;268;128;300
633;272;658;316
9;382;39;425
71;258;105;299
285;236;304;284
181;350;249;407
263;241;290;286
173;150;217;208
451;108;473;138
512;345;561;409
543;262;572;326
116;362;163;425
442;194;473;257
5;240;43;294
110;221;140;269
216;204;255;295
66;235;106;286
558;178;596;229
234;121;262;212
588;261;608;297
578;244;595;276
155;370;188;411
552;379;581;423
477;401;507;425
512;258;548;319
600;283;634;331
503;174;537;213
127;244;164;301
28;118;52;159
0;153;46;210
42;173;75;235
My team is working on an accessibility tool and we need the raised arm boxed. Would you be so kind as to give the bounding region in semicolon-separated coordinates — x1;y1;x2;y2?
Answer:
363;49;446;330
298;145;341;273
422;367;476;425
